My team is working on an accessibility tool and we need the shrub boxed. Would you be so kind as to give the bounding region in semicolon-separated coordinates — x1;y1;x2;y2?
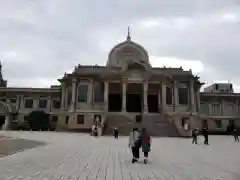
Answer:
27;111;50;131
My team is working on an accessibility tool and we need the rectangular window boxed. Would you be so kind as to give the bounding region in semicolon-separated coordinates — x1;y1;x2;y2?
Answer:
211;103;221;116
215;120;222;128
52;116;58;123
24;116;28;123
25;99;33;108
65;116;69;124
94;82;104;102
178;88;189;105
52;100;60;109
166;87;172;105
77;115;84;124
78;85;88;102
39;99;47;108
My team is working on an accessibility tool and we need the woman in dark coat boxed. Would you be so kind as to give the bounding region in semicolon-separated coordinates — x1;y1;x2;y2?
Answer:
141;128;151;164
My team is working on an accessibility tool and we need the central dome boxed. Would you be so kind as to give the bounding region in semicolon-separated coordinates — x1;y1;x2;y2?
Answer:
106;34;150;68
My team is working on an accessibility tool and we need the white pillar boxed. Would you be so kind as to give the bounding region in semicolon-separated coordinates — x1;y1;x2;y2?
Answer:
236;100;239;115
47;95;51;112
61;83;66;109
196;90;200;112
158;86;161;112
71;78;77;112
208;103;212;116
173;82;178;106
16;95;20;110
122;82;127;112
33;99;37;109
190;79;195;112
88;80;93;104
161;82;166;113
64;88;68;109
20;95;24;110
104;81;109;110
221;100;224;116
3;100;11;130
3;115;10;130
143;82;148;113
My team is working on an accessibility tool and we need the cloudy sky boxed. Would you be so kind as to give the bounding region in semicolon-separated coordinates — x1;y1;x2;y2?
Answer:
0;0;240;91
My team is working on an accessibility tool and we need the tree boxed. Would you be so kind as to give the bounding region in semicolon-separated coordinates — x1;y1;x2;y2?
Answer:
27;111;50;130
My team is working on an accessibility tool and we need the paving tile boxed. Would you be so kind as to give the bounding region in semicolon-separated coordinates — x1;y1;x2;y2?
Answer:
0;131;240;180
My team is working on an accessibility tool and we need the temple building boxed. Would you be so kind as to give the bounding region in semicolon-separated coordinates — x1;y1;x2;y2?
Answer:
0;32;239;136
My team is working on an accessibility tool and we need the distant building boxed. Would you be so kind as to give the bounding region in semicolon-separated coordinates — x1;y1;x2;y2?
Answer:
204;83;234;93
0;32;239;136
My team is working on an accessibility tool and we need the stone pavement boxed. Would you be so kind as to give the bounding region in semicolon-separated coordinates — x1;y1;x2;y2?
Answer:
0;138;45;158
0;131;240;180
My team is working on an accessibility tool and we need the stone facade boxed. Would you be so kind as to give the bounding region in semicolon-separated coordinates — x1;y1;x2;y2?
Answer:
0;35;239;136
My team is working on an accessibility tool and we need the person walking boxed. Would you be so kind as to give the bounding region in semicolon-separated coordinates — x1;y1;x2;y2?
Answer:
192;128;198;144
114;127;119;139
233;128;239;142
129;128;141;163
93;125;98;137
202;127;209;145
141;128;151;164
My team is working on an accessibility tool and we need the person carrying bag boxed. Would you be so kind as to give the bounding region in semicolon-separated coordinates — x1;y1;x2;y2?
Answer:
129;128;141;163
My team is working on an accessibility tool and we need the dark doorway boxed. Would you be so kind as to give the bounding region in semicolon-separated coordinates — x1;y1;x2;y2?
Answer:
108;94;122;112
0;115;5;128
127;94;142;112
148;94;159;113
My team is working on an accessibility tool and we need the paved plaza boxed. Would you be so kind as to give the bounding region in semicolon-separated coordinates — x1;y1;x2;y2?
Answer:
0;131;240;180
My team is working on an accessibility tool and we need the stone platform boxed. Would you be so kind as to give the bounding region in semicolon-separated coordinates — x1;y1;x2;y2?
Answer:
0;131;240;180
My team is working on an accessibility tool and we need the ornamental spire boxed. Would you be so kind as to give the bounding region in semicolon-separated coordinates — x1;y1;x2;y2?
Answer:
127;25;131;40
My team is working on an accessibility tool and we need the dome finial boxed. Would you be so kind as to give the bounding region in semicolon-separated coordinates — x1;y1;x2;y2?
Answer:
127;25;131;40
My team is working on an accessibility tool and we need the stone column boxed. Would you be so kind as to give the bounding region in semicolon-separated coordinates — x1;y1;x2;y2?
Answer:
173;82;178;107
158;86;161;112
196;90;200;112
122;82;127;112
64;88;68;109
20;95;24;110
190;79;195;112
208;103;212;116
71;78;77;112
143;82;148;113
161;82;166;113
61;83;66;109
33;99;37;109
16;95;20;110
236;100;239;115
221;100;224;116
104;81;109;110
88;80;93;104
47;95;51;112
3;99;11;130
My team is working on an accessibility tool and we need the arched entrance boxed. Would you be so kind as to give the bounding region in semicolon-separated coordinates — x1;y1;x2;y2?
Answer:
0;101;12;130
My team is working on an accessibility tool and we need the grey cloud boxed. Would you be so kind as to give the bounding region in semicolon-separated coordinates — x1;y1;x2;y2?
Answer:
0;0;239;89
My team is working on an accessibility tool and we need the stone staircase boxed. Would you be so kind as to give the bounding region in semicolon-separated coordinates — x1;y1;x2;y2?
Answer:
141;114;180;137
103;113;180;137
103;113;135;135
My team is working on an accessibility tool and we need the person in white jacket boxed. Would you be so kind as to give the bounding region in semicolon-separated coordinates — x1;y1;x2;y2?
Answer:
129;128;141;163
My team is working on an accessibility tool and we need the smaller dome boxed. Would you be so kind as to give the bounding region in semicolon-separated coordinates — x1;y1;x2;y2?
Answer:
106;36;150;68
